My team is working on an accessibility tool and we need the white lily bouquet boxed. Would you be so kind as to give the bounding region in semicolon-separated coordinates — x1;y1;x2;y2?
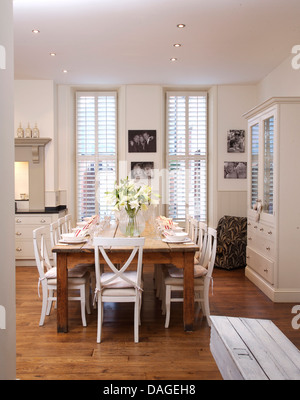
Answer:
106;177;159;236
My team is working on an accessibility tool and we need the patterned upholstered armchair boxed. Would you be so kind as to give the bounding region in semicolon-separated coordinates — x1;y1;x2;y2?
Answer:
214;216;247;270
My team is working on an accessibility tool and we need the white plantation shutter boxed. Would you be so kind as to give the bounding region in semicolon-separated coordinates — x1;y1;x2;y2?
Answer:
167;92;208;222
76;92;117;221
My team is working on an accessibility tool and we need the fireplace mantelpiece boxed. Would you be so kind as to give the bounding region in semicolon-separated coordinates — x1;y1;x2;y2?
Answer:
14;138;51;163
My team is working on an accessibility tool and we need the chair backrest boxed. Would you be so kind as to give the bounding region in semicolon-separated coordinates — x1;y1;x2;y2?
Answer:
58;216;67;234
64;214;73;233
198;222;208;265
33;226;52;280
49;220;61;248
189;217;199;243
93;237;145;292
203;227;217;279
186;215;192;237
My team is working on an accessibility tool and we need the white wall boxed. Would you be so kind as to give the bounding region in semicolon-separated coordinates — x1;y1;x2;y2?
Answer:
14;80;59;207
257;54;300;101
215;85;257;222
0;0;16;380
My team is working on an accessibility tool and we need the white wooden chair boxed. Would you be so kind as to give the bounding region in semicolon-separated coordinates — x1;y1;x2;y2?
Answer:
50;220;96;303
195;222;208;265
64;214;73;233
162;227;217;328
93;236;145;343
33;226;91;327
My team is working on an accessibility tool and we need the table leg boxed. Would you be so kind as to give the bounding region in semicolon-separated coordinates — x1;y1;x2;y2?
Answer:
183;252;194;331
57;253;68;333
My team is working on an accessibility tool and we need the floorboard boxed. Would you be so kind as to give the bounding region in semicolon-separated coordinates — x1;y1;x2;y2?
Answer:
16;265;300;380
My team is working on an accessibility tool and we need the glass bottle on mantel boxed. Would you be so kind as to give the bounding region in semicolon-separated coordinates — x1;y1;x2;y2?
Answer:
16;122;24;138
24;123;32;138
32;123;40;138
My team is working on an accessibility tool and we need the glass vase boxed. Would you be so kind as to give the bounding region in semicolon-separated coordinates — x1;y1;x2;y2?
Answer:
119;208;145;237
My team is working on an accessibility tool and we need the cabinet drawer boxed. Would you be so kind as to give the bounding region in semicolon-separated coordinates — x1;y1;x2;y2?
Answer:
15;225;51;240
246;247;274;284
15;215;52;225
15;240;34;258
15;239;53;259
247;221;275;242
247;233;276;259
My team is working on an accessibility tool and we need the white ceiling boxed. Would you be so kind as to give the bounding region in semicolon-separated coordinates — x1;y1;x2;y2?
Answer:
13;0;300;85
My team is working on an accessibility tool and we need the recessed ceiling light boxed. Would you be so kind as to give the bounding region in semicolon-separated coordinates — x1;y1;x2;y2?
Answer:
63;69;68;73
32;29;40;34
170;58;177;62
50;53;56;57
177;24;186;28
173;43;182;48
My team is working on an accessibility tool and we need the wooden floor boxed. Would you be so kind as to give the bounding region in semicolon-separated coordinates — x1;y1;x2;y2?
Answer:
16;265;300;380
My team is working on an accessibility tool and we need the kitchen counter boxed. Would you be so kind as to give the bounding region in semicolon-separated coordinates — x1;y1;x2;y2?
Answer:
15;206;67;214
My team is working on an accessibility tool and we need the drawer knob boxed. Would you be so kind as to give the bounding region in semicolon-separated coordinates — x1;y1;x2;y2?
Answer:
260;228;264;232
16;232;22;236
268;231;273;235
266;246;271;251
254;225;258;229
40;219;46;223
16;219;22;223
248;237;252;241
16;247;22;252
264;269;268;273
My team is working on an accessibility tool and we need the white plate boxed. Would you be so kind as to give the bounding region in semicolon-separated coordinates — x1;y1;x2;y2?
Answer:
162;238;191;244
58;238;88;244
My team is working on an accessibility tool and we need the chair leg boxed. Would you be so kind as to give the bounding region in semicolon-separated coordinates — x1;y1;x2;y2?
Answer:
164;285;171;328
97;298;102;343
203;285;211;326
139;292;142;326
90;271;96;309
80;286;87;327
85;279;91;315
39;289;48;326
134;298;139;343
194;291;202;318
46;289;54;315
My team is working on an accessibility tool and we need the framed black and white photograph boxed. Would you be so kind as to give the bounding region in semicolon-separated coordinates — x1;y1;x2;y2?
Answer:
128;130;157;153
224;162;247;179
227;130;245;153
131;162;154;181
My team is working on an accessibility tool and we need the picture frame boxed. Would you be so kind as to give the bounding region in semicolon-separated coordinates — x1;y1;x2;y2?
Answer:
131;162;154;181
128;130;157;153
224;162;247;179
227;130;245;153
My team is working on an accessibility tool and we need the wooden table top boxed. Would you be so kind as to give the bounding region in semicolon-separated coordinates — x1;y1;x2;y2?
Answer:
52;222;199;254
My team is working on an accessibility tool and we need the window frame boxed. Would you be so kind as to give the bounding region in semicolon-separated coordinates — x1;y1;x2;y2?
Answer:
75;91;118;221
166;91;208;223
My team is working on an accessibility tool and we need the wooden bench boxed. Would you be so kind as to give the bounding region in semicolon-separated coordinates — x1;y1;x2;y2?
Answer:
210;316;300;380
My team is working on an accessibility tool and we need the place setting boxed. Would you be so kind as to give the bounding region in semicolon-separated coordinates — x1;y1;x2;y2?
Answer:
58;215;111;245
156;216;194;245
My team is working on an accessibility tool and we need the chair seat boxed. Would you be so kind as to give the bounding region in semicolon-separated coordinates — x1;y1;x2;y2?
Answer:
47;271;90;286
167;264;208;279
100;271;144;297
164;275;205;287
45;265;88;279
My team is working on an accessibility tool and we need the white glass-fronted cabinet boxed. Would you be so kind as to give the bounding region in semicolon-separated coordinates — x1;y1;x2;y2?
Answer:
244;97;300;302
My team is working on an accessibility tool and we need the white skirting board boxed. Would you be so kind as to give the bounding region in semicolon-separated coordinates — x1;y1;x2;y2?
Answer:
245;267;300;303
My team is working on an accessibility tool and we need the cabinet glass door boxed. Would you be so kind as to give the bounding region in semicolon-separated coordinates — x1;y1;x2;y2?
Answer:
263;116;274;214
250;123;259;209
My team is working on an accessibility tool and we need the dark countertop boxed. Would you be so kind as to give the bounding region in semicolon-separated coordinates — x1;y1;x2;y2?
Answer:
15;206;67;214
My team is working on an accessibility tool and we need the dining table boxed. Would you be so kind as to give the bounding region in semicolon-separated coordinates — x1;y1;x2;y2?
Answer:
52;221;199;333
